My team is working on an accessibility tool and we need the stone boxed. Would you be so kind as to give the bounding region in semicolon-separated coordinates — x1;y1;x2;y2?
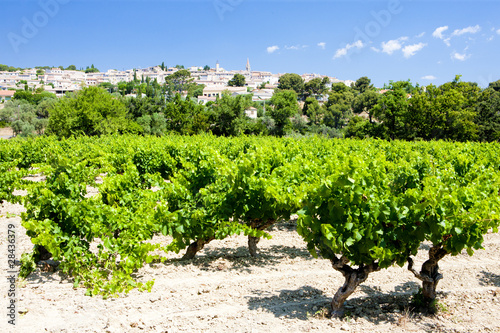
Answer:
340;323;350;331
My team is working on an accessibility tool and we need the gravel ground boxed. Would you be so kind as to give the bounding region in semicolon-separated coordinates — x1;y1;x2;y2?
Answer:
0;127;14;139
1;185;499;333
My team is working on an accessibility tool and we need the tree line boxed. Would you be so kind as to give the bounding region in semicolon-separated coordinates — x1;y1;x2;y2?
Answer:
1;71;499;142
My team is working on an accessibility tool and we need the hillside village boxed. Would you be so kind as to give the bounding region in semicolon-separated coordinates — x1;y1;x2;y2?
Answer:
0;60;354;105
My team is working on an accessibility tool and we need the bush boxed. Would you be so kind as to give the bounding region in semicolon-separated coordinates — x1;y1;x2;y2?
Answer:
46;86;130;137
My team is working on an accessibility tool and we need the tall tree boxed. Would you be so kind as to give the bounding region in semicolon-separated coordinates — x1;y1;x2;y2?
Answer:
211;94;252;136
352;90;379;123
304;77;329;97
269;90;299;136
488;79;500;92
352;76;374;94
228;74;246;87
435;76;480;141
372;83;409;140
323;86;355;129
165;69;194;96
164;94;208;134
302;97;323;125
277;73;304;96
475;87;500;142
46;86;130;137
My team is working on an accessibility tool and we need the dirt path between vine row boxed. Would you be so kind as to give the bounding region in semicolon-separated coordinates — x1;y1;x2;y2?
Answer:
1;197;499;333
0;127;14;139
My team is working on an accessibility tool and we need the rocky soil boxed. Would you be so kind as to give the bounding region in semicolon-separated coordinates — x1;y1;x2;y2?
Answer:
1;191;499;332
0;127;14;139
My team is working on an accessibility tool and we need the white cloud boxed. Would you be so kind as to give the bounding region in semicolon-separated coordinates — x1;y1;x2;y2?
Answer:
371;47;381;53
497;28;500;35
380;37;408;55
267;45;279;54
318;42;326;49
433;26;449;39
451;51;469;61
333;40;364;59
433;26;451;46
416;32;425;38
421;75;437;80
284;45;308;50
452;25;481;36
402;43;427;58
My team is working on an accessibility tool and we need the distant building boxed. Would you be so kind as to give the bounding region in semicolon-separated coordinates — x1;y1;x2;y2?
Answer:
0;90;15;102
245;107;258;119
197;86;248;104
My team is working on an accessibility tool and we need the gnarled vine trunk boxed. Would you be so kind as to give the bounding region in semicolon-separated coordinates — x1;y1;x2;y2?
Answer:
408;245;449;302
330;256;381;315
248;236;260;257
35;244;52;261
247;218;276;257
182;238;214;260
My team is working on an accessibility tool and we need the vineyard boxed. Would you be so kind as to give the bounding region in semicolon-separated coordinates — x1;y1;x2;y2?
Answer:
1;134;500;325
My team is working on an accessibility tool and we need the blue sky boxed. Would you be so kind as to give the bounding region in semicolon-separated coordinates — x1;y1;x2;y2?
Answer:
1;0;499;87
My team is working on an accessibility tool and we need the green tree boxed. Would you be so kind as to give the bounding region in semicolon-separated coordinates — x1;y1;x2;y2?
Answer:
475;87;500;142
331;82;351;93
99;82;115;94
269;90;299;136
228;74;246;87
372;83;409;140
46;86;130;137
126;96;163;119
302;97;323;125
304;77;329;97
35;97;57;118
66;65;77;71
384;79;417;94
85;64;99;73
344;115;371;138
408;76;480;141
488;80;500;92
352;76;374;94
203;65;211;71
352;90;379;123
136;113;167;136
188;84;205;98
323;87;355;129
164;94;208;134
0;100;46;136
13;90;34;104
277;73;304;96
211;94;252;136
0;64;22;72
165;69;194;96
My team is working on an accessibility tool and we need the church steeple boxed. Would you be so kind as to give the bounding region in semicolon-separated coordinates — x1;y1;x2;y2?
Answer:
246;58;251;73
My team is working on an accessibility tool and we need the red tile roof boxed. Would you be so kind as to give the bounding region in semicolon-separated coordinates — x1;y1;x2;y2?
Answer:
0;90;15;97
